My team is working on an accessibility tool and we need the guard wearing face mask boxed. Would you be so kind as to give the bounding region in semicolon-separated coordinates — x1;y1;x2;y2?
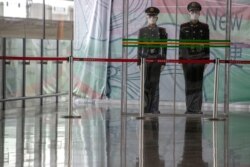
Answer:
179;2;210;114
137;7;168;114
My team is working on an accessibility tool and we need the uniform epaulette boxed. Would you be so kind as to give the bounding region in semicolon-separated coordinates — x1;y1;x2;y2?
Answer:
199;22;209;27
180;22;190;28
139;27;148;31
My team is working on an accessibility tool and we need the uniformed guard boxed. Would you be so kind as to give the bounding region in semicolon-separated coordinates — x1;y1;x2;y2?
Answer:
179;2;210;114
137;7;168;114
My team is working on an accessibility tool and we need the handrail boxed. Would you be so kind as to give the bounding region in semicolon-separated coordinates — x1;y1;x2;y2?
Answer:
0;93;67;102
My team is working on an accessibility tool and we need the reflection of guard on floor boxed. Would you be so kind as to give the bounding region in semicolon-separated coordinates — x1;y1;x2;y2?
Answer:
136;118;165;167
137;7;167;114
179;2;210;114
177;117;208;167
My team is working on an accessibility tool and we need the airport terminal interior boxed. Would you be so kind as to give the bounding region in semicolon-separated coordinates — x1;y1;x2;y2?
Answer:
1;0;250;167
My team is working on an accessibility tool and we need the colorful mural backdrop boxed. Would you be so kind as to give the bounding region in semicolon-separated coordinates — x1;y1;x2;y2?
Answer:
74;0;250;103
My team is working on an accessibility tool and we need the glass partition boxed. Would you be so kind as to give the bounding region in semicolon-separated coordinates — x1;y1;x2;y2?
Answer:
5;38;23;109
229;0;250;108
0;38;69;108
25;39;41;107
43;39;57;103
115;0;178;113
155;1;178;113
58;40;70;94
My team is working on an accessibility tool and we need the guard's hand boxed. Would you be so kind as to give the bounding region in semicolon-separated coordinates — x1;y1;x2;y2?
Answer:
138;65;141;70
161;65;165;72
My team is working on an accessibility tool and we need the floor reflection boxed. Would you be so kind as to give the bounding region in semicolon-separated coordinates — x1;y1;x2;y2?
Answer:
136;118;165;167
0;119;4;166
0;104;250;166
178;117;208;167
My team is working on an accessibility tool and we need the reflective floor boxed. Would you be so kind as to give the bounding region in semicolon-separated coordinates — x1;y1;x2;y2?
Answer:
0;103;250;167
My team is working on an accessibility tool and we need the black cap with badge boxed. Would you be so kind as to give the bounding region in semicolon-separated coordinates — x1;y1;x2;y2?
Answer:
187;2;202;11
145;7;160;16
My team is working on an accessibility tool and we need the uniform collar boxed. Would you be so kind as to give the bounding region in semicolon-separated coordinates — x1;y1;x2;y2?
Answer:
190;20;200;27
148;24;157;28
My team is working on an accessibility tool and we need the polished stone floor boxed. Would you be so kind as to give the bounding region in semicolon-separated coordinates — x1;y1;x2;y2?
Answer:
0;103;250;167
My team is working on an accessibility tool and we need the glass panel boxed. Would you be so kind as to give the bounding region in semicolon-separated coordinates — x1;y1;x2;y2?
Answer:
121;0;177;113
229;0;250;104
155;0;177;113
229;1;250;164
58;40;70;94
5;38;23;109
203;1;227;111
43;39;56;102
25;39;41;107
74;0;108;99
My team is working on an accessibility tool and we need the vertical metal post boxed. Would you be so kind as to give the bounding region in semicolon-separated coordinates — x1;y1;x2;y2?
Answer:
22;38;26;108
68;56;73;114
121;0;128;114
2;38;6;111
40;39;43;105
209;58;225;121
174;0;179;115
43;0;46;39
56;40;59;103
62;56;80;119
213;58;219;119
224;0;232;115
138;58;145;118
62;42;80;118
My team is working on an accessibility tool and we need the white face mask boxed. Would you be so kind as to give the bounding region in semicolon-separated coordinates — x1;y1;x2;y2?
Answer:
147;17;157;25
190;13;199;21
189;12;200;21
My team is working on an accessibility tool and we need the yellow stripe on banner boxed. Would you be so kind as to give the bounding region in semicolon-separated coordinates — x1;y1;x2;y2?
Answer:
122;41;231;46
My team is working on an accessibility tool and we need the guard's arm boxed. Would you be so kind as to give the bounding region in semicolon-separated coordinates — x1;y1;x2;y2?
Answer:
179;25;184;60
205;24;210;59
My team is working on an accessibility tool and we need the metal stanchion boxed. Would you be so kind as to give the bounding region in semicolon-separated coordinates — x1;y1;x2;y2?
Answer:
62;56;81;119
137;57;145;119
209;58;226;121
